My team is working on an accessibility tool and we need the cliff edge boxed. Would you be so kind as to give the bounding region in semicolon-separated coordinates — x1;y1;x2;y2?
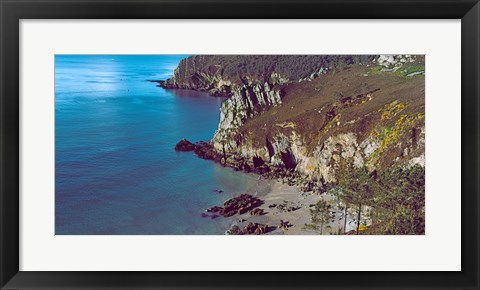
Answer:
162;55;425;192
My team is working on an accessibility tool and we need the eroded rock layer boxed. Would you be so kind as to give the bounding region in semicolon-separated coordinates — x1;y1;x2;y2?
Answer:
163;55;425;191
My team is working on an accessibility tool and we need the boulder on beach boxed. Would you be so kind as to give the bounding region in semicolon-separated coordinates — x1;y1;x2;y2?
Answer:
226;222;271;235
243;222;269;235
205;194;264;218
249;208;265;216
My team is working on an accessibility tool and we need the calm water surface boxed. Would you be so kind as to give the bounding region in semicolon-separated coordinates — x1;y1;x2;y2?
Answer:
55;55;258;234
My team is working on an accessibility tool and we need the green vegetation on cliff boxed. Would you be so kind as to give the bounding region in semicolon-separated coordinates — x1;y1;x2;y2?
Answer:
163;54;424;174
239;62;424;168
163;55;378;90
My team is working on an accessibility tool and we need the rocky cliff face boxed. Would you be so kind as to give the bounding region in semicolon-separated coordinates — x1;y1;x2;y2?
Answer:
211;81;283;153
162;55;425;190
161;57;296;152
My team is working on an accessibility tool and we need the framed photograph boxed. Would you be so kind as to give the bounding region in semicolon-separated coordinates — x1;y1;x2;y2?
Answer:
1;0;479;289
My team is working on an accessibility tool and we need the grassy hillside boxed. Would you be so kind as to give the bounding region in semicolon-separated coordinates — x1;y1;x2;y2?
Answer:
238;60;425;168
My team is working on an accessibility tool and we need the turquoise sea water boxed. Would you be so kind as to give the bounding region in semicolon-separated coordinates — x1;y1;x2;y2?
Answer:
55;55;258;234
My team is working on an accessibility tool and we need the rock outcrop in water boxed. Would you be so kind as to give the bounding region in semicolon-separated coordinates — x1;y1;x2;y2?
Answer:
174;139;197;151
165;55;425;192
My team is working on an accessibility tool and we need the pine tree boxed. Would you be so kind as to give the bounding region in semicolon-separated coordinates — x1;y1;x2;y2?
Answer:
372;165;425;234
336;163;375;234
304;200;335;235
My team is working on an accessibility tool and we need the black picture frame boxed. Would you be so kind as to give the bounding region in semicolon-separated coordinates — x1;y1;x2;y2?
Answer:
1;0;479;289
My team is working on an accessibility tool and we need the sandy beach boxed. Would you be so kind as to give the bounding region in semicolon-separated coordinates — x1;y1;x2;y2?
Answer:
220;176;354;235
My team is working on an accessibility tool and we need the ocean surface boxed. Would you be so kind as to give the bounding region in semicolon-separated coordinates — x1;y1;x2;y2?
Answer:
55;55;258;234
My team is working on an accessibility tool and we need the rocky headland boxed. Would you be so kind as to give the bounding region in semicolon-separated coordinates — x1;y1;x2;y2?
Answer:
168;55;425;234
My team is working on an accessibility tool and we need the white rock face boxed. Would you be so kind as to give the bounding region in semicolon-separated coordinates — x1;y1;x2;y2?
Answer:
376;54;415;67
214;118;425;183
375;54;417;72
408;154;425;168
377;55;396;66
212;82;282;152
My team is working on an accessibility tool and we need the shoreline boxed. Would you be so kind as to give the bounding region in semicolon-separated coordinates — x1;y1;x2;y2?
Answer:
166;54;425;235
176;138;347;235
220;175;349;235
